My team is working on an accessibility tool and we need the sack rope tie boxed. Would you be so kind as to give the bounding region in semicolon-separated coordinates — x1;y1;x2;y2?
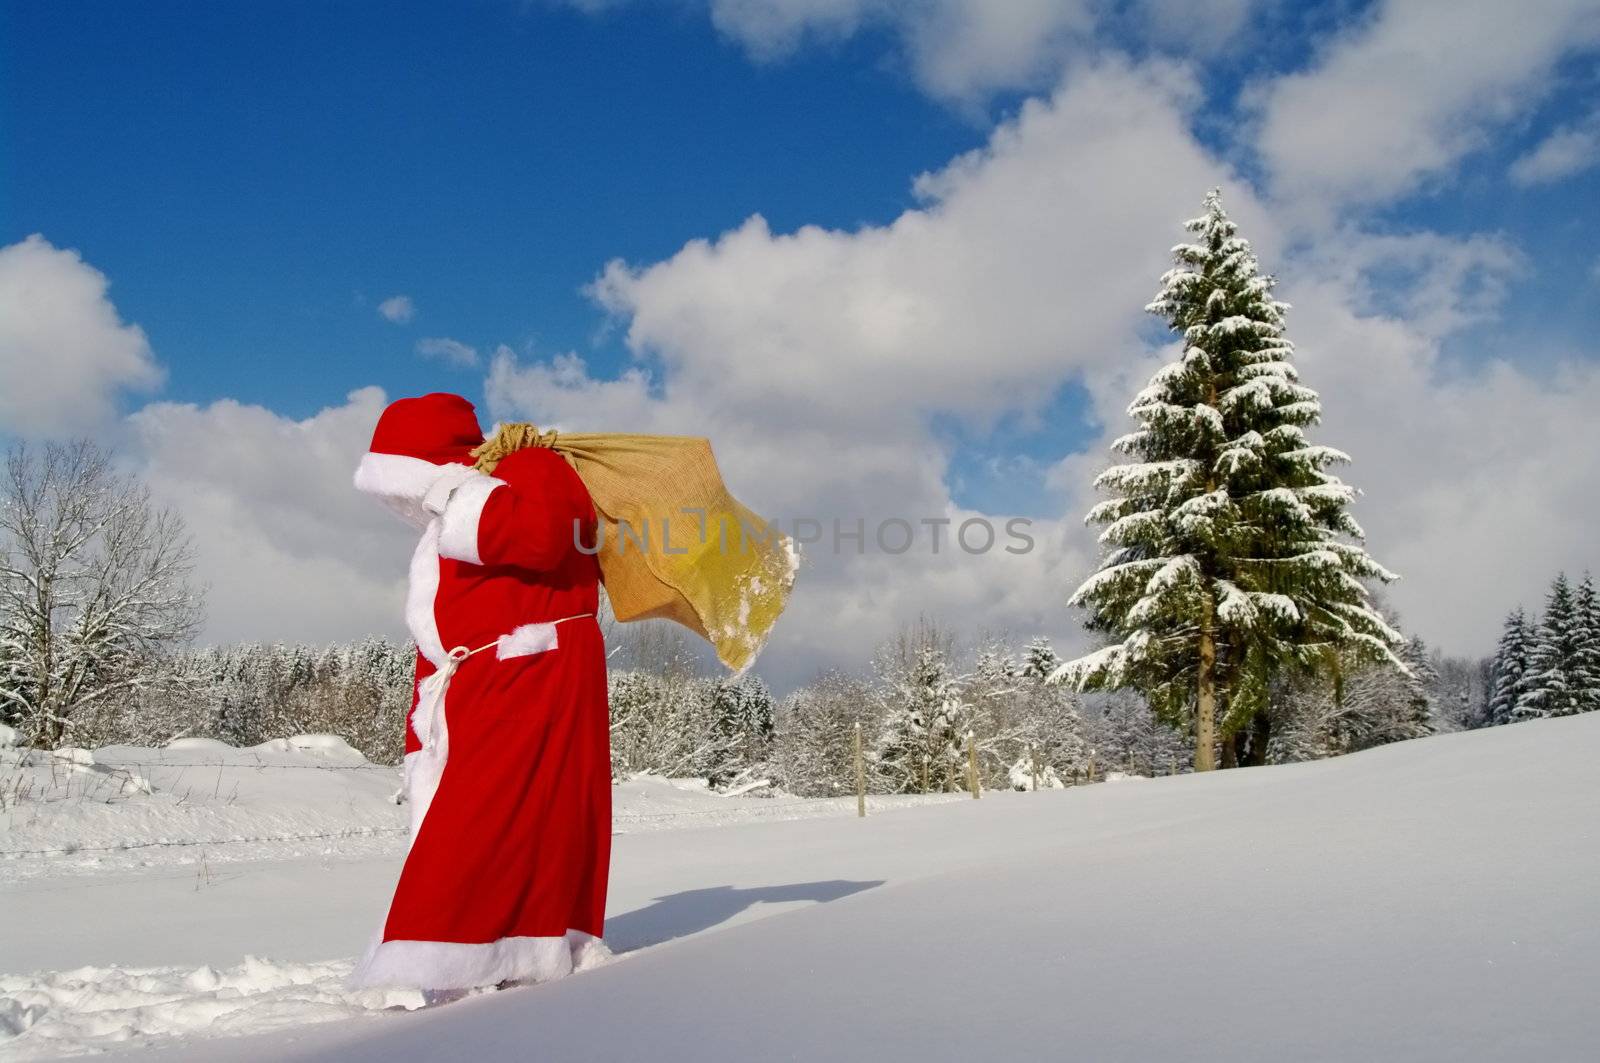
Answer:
471;423;559;474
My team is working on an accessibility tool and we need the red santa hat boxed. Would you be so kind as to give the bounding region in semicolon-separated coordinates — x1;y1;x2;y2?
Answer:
354;393;487;522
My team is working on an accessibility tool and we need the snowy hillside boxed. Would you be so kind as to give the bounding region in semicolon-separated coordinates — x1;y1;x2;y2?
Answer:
0;736;403;885
0;737;962;889
4;715;1598;1059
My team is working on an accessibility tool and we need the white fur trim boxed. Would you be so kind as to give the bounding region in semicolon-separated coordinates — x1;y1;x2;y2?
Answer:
354;451;440;498
354;452;442;529
497;622;559;660
406;521;447;669
401;748;445;840
351;933;577;990
567;930;613;973
437;474;503;565
401;521;448;836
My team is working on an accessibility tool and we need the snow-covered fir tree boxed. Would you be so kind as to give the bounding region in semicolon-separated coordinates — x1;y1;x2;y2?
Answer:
606;669;720;780
873;644;971;793
1393;636;1438;740
1570;574;1600;716
1018;637;1061;681
961;642;1048;788
971;644;1019;689
1516;573;1589;719
966;642;1020;744
1488;608;1535;725
1052;190;1401;770
707;674;775;788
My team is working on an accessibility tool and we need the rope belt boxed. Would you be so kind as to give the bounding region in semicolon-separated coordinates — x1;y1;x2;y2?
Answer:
412;612;596;757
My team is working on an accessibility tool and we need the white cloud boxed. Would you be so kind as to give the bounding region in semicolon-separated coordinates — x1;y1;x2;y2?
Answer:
704;0;1095;103
591;60;1239;430
1292;229;1525;337
562;0;1263;106
377;294;416;324
1127;0;1260;54
0;234;164;439
23;10;1595;678
127;388;414;647
495;54;1600;678
1277;277;1600;648
1509;110;1600;186
1249;0;1600;206
416;336;479;366
487;60;1260;684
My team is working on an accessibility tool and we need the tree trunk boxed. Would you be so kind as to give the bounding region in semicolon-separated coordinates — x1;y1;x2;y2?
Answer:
1221;731;1240;769
1244;712;1272;767
1195;594;1218;772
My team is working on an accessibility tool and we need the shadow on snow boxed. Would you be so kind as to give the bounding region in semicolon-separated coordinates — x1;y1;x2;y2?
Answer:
605;880;882;953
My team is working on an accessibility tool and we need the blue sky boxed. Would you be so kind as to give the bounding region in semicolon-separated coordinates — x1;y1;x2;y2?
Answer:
3;0;1599;674
8;2;1594;480
5;1;979;413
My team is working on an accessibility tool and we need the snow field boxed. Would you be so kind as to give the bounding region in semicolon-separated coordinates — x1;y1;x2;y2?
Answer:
0;739;970;1055
4;715;1596;1059
219;714;1600;1062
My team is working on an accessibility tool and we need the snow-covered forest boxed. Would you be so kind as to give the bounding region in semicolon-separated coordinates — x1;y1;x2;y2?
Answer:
1486;571;1600;724
0;612;1520;796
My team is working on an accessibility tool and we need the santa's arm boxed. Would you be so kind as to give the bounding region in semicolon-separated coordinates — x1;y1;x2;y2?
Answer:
433;449;592;571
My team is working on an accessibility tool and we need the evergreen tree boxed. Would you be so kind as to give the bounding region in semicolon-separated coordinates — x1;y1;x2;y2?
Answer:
972;645;1019;689
1053;190;1401;770
708;674;775;787
873;644;969;793
1018;637;1061;681
1570;574;1600;715
1488;608;1534;725
1393;636;1437;741
1517;573;1586;719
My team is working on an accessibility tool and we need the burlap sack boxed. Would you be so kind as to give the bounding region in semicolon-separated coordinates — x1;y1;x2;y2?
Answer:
474;424;796;673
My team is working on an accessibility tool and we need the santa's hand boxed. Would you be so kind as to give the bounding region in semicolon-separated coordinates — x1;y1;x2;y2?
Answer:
421;464;481;516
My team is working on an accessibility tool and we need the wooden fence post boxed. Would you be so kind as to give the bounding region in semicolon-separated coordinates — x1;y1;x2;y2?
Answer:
1029;743;1040;792
921;753;929;795
853;721;865;819
1087;749;1096;784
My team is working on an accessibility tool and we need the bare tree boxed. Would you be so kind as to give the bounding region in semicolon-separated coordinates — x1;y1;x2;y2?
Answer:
0;441;203;747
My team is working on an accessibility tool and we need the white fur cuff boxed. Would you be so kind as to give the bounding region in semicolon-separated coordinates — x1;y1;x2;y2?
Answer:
437;475;502;565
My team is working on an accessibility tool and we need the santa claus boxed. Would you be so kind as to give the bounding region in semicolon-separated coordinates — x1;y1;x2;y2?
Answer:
348;392;611;992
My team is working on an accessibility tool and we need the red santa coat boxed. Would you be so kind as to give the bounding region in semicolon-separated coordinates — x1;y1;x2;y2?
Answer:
349;394;611;990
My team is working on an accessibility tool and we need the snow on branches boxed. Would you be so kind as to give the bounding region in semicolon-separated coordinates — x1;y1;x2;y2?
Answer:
1053;189;1402;768
0;442;203;748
